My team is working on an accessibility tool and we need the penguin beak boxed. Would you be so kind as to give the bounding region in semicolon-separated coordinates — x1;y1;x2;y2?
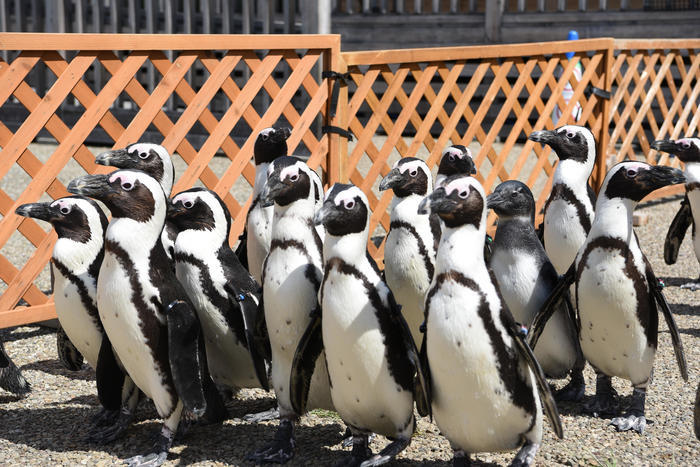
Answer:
651;139;679;157
260;176;287;208
271;127;292;143
486;191;505;210
378;168;404;192
528;130;556;145
167;199;188;220
67;174;115;200
15;202;60;222
95;148;132;168
313;202;337;226
418;189;454;215
643;165;686;188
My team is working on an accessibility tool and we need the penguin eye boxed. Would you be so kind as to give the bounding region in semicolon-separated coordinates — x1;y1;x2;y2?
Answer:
343;199;355;210
681;142;691;149
409;169;418;177
60;206;71;215
448;154;455;161
511;191;518;198
626;169;638;178
458;190;469;199
289;173;299;182
566;132;576;139
138;151;149;160
122;182;134;191
261;134;269;141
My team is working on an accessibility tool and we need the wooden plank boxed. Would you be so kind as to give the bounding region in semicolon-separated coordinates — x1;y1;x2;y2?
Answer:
0;301;56;329
0;53;41;108
0;33;341;51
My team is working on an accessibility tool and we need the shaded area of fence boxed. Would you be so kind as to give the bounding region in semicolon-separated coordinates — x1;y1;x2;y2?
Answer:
0;33;341;328
0;34;698;328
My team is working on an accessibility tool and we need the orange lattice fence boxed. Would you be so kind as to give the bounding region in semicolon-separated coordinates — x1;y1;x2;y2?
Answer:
608;38;700;200
340;38;614;262
0;33;342;328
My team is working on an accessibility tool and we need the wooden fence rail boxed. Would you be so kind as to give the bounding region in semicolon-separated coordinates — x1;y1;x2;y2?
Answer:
1;34;699;329
0;33;342;328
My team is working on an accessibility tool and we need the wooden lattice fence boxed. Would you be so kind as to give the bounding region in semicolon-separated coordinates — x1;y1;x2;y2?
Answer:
0;33;342;328
1;34;699;328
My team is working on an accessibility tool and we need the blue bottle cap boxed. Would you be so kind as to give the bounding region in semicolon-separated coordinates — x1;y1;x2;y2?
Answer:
566;30;579;59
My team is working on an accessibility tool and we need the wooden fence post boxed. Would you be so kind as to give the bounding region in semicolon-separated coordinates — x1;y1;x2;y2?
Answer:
593;39;614;191
485;0;504;43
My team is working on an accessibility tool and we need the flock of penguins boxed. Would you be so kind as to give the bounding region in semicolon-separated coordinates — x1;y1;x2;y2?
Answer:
0;125;699;467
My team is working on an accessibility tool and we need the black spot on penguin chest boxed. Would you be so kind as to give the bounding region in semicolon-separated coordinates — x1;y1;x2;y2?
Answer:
576;236;658;349
322;257;415;393
425;271;538;415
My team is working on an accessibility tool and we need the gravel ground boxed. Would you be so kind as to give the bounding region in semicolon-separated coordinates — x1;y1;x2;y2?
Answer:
1;192;699;465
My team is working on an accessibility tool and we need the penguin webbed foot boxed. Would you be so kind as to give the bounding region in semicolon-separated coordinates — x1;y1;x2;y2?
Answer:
583;373;618;417
453;449;472;466
509;442;539;467
124;426;173;467
554;371;586;403
679;278;700;291
610;413;647;434
246;418;296;464
340;428;375;448
86;408;133;445
359;437;410;466
90;407;120;428
334;433;372;467
243;407;280;423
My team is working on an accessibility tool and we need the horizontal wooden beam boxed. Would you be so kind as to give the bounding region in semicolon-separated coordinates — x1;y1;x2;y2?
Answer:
0;33;341;51
0;301;56;329
342;38;614;65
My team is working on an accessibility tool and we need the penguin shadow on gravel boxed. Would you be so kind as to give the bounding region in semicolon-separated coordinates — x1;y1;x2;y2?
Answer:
0;326;53;342
19;358;94;381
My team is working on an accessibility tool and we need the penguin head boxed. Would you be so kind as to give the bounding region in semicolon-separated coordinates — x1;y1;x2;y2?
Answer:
261;156;321;208
651;138;700;164
486;180;535;223
96;143;174;196
437;145;476;183
314;183;369;236
529;125;596;164
254;127;291;165
379;157;433;197
418;175;486;230
15;196;108;243
67;170;166;222
169;187;231;240
602;161;686;203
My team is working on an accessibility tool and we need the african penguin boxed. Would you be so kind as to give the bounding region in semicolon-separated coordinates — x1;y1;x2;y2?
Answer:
379;157;439;343
529;125;596;274
247;156;333;464
96;143;178;261
531;161;688;434
245;127;292;284
315;183;429;466
417;175;562;466
0;336;30;397
68;170;217;466
15;197;140;442
435;144;476;188
487;181;585;402
168;187;269;395
651;137;700;290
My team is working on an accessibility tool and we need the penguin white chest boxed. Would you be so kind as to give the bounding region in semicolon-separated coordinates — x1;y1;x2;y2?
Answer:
97;253;172;413
247;204;273;283
264;247;332;412
577;247;655;384
544;198;589;273
687;189;700;261
426;280;541;453
321;270;413;437
384;228;431;341
490;249;543;323
52;268;102;368
175;261;258;389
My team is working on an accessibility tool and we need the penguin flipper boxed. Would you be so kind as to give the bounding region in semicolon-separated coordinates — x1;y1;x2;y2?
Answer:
483;234;493;263
95;336;125;411
664;195;691;265
224;283;270;391
507;322;564;439
388;294;431;419
645;262;688;381
289;309;324;416
0;339;31;396
57;325;84;371
416;323;432;418
254;294;272;365
530;263;576;349
234;228;249;270
165;300;207;418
